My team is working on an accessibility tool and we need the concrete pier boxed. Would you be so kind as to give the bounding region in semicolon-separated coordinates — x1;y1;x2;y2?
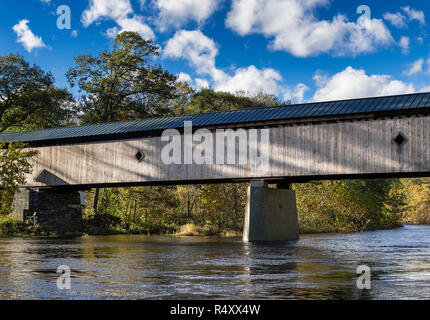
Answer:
11;188;82;235
243;181;299;242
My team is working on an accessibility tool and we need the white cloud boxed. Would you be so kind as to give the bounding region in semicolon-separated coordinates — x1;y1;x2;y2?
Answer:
12;19;46;52
404;58;424;76
164;30;222;79
312;67;415;102
399;36;410;55
82;0;154;39
106;16;154;39
419;85;430;93
383;12;407;28
177;72;210;89
82;0;133;26
164;30;306;102
289;83;309;103
214;65;284;95
195;78;210;89
384;7;425;28
177;72;192;83
153;0;221;31
403;57;430;76
225;0;393;57
402;6;425;25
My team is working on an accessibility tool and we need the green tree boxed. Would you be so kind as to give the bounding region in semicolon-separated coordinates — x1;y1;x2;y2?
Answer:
83;186;181;233
0;142;38;214
66;31;178;124
0;54;68;214
184;88;285;114
67;31;179;214
0;54;74;132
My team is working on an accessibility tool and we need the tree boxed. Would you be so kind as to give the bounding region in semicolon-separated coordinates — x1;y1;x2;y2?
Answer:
168;82;195;115
67;32;179;213
294;179;405;233
401;178;430;224
0;54;74;132
83;186;181;233
66;31;178;124
199;183;247;230
176;185;200;221
184;88;285;114
0;142;38;214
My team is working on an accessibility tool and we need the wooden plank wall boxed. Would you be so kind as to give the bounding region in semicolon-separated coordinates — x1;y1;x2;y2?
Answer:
22;115;430;187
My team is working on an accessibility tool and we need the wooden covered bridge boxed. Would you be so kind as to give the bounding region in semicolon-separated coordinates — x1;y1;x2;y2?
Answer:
2;92;430;240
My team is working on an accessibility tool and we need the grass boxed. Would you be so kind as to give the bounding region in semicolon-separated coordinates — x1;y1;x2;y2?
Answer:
0;215;58;238
176;223;241;237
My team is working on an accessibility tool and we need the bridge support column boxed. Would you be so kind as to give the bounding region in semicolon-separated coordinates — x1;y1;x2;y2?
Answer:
11;188;82;235
243;181;299;242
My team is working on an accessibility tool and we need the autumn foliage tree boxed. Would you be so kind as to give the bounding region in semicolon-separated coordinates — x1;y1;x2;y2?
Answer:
295;179;406;233
401;178;430;224
198;184;247;231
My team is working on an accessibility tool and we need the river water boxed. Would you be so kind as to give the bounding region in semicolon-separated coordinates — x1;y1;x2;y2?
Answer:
0;224;429;300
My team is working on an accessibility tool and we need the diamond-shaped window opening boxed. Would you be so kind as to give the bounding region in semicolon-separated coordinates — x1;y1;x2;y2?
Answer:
394;132;408;147
135;150;145;162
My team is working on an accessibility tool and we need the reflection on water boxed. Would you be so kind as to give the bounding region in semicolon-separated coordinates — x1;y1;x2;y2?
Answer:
0;225;429;299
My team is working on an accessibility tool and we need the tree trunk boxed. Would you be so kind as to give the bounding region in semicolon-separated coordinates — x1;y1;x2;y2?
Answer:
145;209;148;234
92;188;100;213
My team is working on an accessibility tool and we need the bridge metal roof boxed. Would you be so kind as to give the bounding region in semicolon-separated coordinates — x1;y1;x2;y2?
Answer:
1;92;430;145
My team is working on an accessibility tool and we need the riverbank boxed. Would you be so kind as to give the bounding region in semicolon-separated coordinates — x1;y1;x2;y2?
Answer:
175;224;241;237
1;215;414;239
83;223;242;237
78;220;430;237
0;215;58;238
0;215;242;238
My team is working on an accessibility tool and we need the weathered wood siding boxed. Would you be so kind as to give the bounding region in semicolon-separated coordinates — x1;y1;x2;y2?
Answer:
22;115;430;187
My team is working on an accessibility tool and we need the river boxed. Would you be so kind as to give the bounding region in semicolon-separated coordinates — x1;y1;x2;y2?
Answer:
0;224;429;300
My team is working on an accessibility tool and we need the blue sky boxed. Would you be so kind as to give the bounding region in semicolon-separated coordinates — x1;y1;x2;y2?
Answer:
1;0;430;103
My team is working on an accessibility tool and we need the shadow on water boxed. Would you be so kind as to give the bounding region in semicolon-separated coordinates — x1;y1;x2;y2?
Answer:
0;225;429;299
